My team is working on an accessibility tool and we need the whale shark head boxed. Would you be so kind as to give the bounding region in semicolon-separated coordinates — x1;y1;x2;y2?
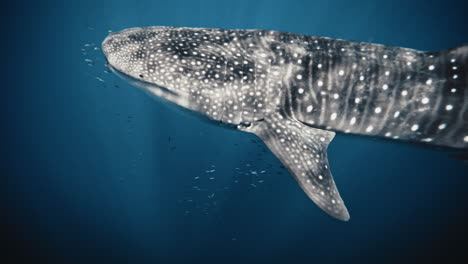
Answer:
102;27;197;111
103;27;250;123
102;26;285;125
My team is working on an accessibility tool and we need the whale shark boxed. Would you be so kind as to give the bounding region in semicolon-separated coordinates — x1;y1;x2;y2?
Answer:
101;26;467;221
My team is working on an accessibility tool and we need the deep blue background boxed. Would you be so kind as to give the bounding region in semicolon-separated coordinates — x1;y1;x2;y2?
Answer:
2;0;468;263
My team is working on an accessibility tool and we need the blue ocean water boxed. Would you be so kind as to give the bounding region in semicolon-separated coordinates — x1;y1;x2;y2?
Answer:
3;0;468;263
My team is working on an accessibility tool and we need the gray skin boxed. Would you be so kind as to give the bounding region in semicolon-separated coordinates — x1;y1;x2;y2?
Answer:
102;26;467;221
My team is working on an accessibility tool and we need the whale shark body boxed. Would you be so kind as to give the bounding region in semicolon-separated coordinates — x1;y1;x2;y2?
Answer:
102;26;467;221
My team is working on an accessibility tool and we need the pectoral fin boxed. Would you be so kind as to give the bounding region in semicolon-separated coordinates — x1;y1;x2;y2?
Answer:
240;113;350;221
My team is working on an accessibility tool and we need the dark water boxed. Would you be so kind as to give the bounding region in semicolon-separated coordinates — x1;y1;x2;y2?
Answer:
3;0;468;263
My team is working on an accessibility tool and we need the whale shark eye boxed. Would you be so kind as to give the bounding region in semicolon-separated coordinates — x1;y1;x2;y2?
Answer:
240;122;251;128
139;74;144;78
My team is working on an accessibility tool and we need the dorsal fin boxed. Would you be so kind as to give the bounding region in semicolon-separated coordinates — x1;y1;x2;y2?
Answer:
240;112;350;221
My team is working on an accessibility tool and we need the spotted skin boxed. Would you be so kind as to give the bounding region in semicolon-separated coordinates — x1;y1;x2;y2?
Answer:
102;26;467;221
290;40;468;148
241;111;348;220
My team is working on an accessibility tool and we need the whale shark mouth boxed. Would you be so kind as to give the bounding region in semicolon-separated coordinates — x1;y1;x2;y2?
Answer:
106;62;179;97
